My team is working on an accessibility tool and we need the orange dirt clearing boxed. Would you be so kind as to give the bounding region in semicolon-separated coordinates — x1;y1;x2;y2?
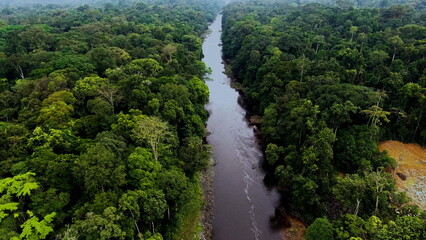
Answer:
379;140;426;209
280;216;306;240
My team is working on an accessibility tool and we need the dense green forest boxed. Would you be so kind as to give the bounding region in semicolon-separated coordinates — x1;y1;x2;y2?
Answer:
0;0;222;239
222;0;426;239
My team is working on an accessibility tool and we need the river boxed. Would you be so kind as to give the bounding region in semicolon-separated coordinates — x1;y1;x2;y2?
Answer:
203;15;282;240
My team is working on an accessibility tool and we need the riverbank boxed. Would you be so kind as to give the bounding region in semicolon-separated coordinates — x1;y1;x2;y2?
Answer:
200;157;215;240
280;216;306;240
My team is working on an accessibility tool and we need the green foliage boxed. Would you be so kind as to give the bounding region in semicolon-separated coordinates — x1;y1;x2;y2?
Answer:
125;59;163;78
72;207;126;240
132;116;170;162
37;90;77;129
265;143;284;166
305;217;334;240
0;172;39;198
0;1;220;238
17;211;56;240
0;173;56;240
127;147;161;190
179;137;211;175
326;214;426;240
222;0;426;234
74;143;126;195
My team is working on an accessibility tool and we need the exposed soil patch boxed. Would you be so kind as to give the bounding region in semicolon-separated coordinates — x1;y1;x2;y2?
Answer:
379;140;426;209
280;216;306;240
249;115;262;125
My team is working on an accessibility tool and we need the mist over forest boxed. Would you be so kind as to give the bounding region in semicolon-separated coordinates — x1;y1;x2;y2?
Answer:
0;0;115;8
1;0;423;9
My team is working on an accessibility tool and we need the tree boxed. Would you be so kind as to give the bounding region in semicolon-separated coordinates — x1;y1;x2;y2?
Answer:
334;214;366;240
367;169;391;216
333;174;367;216
74;144;126;195
72;207;126;240
132;116;170;162
265;143;284;166
162;44;177;62
294;55;310;82
87;47;117;74
127;147;161;190
301;127;335;174
14;211;56;240
187;77;209;104
74;76;109;98
179;137;211;174
369;50;389;66
388;36;404;63
0;172;56;240
329;101;358;137
0;172;39;223
141;190;167;233
119;190;144;239
350;26;358;42
305;217;334;240
157;169;189;220
74;76;121;113
398;83;426;141
37;91;76;128
361;105;391;129
125;59;163;78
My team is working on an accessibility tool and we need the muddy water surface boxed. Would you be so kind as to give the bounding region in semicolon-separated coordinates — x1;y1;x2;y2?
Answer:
203;15;282;240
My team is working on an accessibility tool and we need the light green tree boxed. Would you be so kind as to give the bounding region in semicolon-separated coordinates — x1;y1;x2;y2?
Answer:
132;116;170;162
0;172;56;240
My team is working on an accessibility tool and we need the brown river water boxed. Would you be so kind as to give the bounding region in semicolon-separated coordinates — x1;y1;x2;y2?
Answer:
203;15;282;240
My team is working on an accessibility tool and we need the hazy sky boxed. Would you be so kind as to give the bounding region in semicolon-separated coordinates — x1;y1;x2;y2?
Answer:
0;0;116;7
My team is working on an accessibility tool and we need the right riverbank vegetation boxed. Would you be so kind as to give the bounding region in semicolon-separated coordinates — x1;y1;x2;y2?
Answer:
222;0;426;239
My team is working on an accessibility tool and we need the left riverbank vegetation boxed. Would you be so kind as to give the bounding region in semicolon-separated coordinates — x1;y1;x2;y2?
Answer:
222;0;426;239
0;0;223;239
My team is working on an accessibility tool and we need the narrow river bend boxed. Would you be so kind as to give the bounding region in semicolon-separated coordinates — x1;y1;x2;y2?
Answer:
203;15;282;240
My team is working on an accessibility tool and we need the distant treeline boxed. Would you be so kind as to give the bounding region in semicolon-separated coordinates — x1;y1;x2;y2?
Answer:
0;0;225;9
222;0;426;239
0;0;115;8
223;0;425;10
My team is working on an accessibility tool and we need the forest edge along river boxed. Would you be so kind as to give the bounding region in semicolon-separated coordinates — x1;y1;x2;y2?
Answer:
203;15;283;240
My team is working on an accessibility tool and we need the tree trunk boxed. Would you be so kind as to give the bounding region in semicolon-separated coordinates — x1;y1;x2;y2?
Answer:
412;108;423;142
354;198;361;216
374;169;382;215
391;49;396;63
129;210;141;237
332;125;339;148
375;195;379;215
15;65;25;79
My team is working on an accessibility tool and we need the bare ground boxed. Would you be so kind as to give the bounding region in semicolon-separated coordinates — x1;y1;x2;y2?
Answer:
379;140;426;209
280;216;306;240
